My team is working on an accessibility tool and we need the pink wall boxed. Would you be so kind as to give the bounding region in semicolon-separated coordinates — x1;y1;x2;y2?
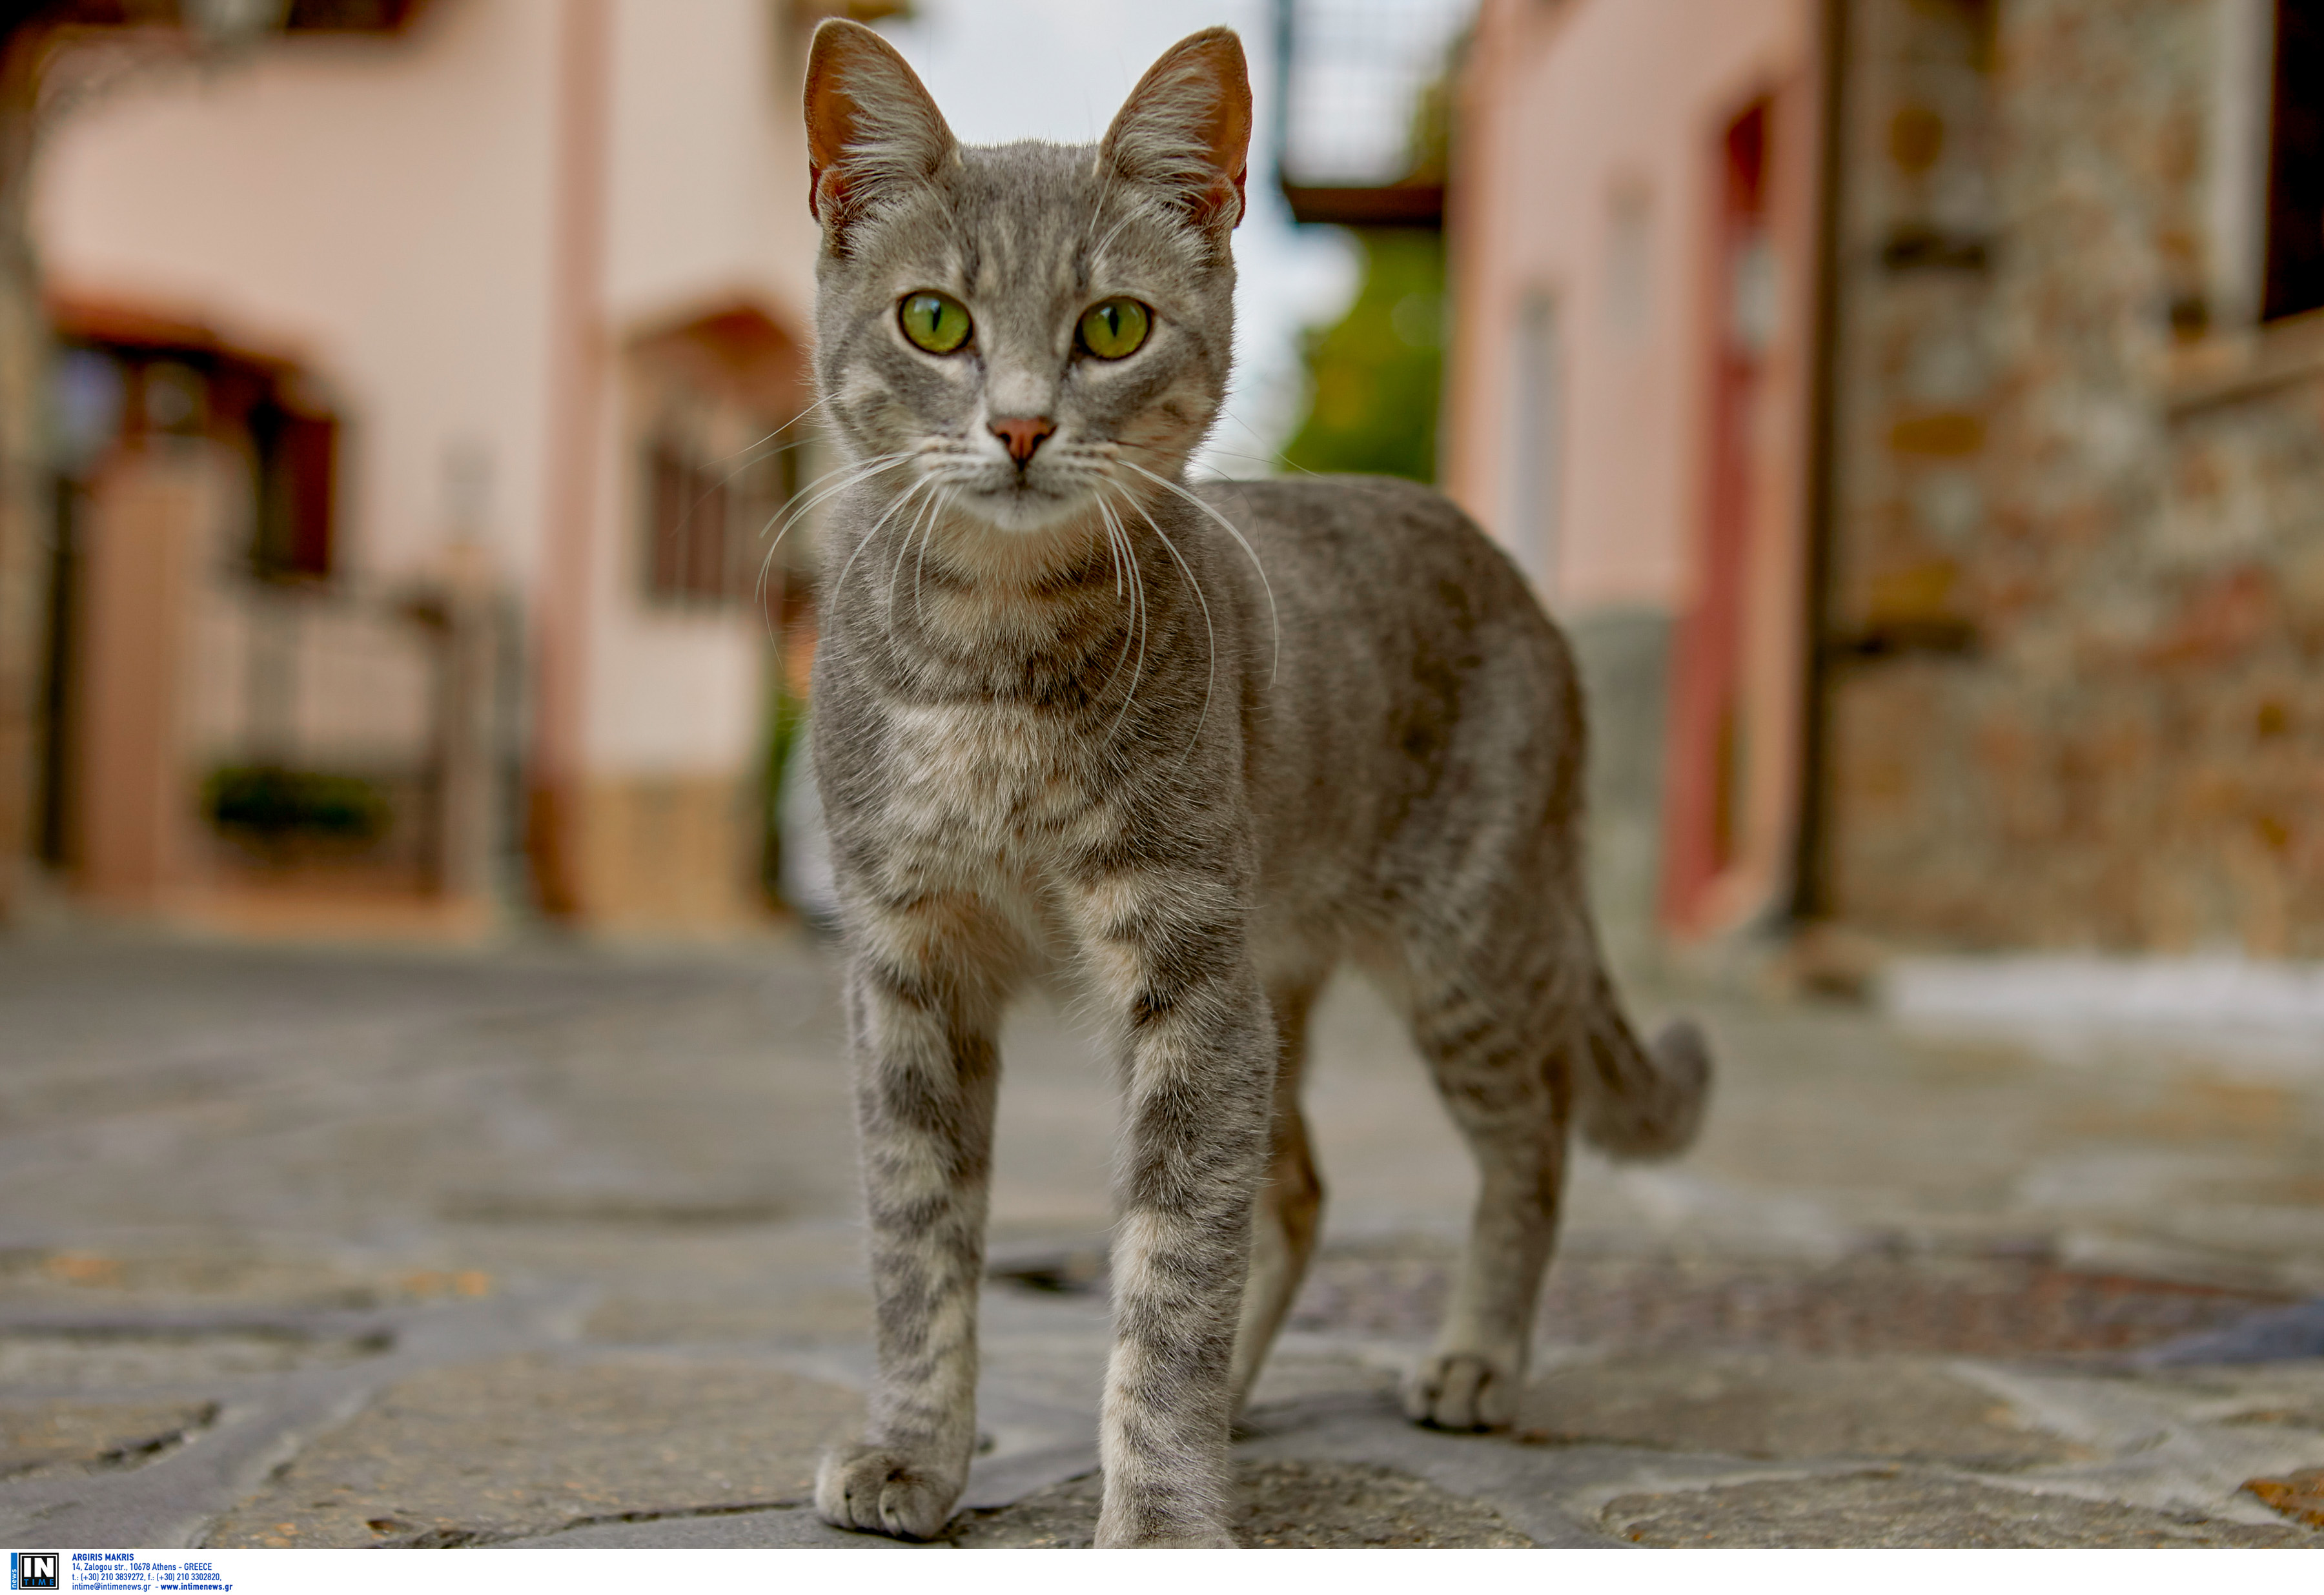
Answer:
1444;0;1810;617
37;0;564;589
1445;0;1825;936
36;0;824;786
589;0;820;777
31;0;831;927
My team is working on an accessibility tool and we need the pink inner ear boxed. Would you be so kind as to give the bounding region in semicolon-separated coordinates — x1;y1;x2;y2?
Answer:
1190;165;1247;232
1199;173;1255;232
811;163;864;229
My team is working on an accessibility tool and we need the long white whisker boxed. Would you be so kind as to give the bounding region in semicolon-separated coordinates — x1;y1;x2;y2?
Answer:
770;443;902;521
756;451;913;612
1118;501;1149;722
1105;496;1152;747
887;475;944;625
1196;443;1321;478
704;400;834;487
1108;507;1125;601
753;452;919;605
668;431;819;562
912;487;953;631
828;476;933;615
713;394;832;469
1221;409;1323;476
757;453;911;546
1110;484;1213;766
695;422;853;636
1116;457;1279;688
683;401;841;591
1091;497;1142;717
762;451;916;547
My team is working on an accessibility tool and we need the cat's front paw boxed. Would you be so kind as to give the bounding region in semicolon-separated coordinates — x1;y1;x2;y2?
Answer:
1403;1350;1520;1432
815;1444;963;1541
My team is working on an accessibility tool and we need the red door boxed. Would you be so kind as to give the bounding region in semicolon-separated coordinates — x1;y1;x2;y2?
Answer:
1662;102;1773;933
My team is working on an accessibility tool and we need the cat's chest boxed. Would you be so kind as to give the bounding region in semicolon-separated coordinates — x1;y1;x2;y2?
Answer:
879;700;1104;856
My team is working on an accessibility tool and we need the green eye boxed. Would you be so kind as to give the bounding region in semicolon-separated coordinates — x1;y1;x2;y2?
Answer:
899;291;971;354
1078;298;1150;360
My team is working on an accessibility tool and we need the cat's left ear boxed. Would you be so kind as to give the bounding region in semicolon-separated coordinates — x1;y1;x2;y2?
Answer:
1099;27;1252;237
804;19;955;249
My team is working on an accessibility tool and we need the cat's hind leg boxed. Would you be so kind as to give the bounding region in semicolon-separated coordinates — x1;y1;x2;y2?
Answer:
1401;962;1575;1432
815;902;1012;1542
1227;980;1325;1421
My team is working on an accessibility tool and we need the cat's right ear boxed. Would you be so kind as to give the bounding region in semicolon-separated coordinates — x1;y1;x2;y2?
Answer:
803;19;954;248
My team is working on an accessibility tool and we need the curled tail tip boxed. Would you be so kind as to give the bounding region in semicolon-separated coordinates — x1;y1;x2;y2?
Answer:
1579;1010;1713;1163
1652;1016;1713;1095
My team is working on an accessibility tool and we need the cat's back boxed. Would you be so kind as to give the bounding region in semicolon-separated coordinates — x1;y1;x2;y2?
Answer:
1198;472;1567;680
1198;472;1585;868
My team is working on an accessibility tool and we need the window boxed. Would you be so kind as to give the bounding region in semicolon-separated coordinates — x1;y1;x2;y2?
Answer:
645;436;728;603
2264;0;2324;321
250;401;338;580
627;303;811;607
52;336;340;582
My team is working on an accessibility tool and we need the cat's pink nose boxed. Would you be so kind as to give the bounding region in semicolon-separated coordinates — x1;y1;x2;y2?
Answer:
989;415;1055;465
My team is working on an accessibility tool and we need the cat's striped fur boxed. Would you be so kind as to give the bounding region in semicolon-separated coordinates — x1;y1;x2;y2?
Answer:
800;21;1710;1548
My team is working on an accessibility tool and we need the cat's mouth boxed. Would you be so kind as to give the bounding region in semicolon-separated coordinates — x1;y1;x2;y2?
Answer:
950;469;1097;535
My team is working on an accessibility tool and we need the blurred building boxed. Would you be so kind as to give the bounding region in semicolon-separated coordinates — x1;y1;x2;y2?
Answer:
1447;0;2324;961
15;0;855;933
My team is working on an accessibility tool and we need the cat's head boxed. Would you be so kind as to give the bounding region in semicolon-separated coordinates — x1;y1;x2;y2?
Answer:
802;21;1249;544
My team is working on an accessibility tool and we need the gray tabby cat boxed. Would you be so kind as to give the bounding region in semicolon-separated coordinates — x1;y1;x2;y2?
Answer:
800;19;1711;1549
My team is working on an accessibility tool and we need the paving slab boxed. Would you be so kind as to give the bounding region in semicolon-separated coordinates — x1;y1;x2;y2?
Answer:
0;1400;217;1480
1518;1351;2078;1467
0;1327;388;1390
505;1505;936;1550
0;1290;586;1549
952;1459;1534;1548
1600;1470;2314;1547
580;1284;871;1347
201;1354;859;1548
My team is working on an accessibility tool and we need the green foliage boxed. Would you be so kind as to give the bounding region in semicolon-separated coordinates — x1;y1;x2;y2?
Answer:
203;764;389;846
1281;232;1447;484
760;669;808;905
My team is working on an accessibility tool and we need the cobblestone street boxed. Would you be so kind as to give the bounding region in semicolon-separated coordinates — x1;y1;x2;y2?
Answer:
2;928;2321;1549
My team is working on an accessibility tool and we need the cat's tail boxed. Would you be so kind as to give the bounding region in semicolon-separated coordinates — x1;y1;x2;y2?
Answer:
1573;971;1711;1161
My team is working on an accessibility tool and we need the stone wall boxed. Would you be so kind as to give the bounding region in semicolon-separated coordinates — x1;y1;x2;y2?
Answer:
1819;0;2324;955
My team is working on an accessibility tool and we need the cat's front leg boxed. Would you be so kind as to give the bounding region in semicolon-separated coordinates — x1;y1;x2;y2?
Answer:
815;919;1004;1542
1068;870;1276;1548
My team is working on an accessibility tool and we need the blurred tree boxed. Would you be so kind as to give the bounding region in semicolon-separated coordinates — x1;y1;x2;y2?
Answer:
1274;24;1462;487
1279;230;1445;485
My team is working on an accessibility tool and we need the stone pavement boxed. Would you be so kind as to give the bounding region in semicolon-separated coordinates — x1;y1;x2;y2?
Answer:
1;926;2321;1549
